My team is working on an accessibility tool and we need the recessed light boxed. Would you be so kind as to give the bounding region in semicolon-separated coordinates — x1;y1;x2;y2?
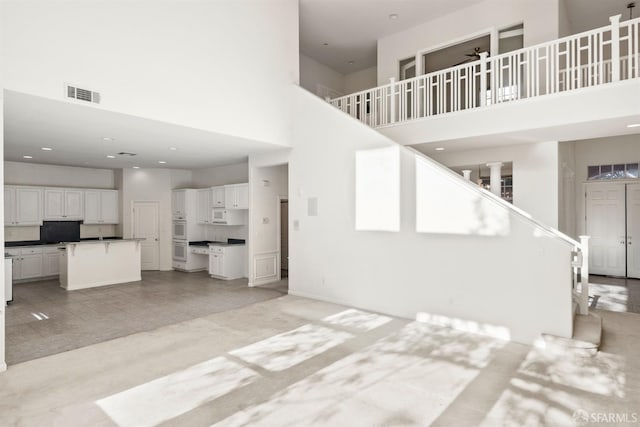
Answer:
169;147;177;151
348;60;355;65
158;160;167;164
627;123;640;128
389;13;398;20
435;147;445;151
106;155;116;159
23;155;33;159
41;147;53;151
102;137;114;142
132;166;140;169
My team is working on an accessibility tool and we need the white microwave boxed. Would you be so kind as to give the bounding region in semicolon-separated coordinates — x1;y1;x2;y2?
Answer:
172;220;187;240
212;208;245;225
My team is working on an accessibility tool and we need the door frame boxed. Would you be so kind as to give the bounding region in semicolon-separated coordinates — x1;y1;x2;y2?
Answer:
276;195;289;282
132;200;161;271
584;181;639;278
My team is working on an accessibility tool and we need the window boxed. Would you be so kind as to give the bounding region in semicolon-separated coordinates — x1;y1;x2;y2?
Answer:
587;163;640;180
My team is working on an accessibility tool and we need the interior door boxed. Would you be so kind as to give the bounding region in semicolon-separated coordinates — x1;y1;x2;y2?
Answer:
586;183;626;276
133;201;160;271
627;184;640;278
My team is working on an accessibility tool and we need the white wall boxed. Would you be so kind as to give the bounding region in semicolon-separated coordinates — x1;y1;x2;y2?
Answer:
4;161;115;188
289;86;573;344
429;142;560;228
191;163;248;188
299;54;345;97
120;168;193;271
247;163;288;286
572;135;640;236
344;66;378;94
377;0;559;83
2;0;299;147
558;0;573;37
558;141;576;237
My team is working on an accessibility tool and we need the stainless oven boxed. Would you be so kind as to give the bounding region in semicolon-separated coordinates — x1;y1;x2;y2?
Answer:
172;220;187;240
172;240;188;262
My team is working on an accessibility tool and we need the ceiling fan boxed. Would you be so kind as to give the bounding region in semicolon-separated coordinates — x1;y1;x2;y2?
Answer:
453;47;487;66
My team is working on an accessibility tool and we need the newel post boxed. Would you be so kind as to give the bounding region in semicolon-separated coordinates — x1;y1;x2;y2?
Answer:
579;235;591;315
389;77;397;123
479;52;489;107
610;14;622;82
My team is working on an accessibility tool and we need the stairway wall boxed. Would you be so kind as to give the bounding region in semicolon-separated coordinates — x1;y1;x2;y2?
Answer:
288;86;574;344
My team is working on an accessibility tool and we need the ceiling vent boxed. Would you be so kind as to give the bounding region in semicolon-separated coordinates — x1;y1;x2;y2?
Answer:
117;152;137;157
65;84;100;104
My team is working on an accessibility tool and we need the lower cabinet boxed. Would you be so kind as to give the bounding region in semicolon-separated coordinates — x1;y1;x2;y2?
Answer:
6;245;63;281
209;245;246;280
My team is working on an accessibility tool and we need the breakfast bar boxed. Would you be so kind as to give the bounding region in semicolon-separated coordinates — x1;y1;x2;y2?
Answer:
59;239;144;290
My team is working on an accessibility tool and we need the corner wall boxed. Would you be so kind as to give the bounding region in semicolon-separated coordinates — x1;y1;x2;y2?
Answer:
289;86;573;344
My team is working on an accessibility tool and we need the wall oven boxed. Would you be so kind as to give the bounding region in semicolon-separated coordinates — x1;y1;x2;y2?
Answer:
172;240;188;262
172;220;187;240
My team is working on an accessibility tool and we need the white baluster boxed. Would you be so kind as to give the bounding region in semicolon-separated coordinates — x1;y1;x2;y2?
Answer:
389;77;396;123
579;235;591;315
479;52;488;107
610;14;622;82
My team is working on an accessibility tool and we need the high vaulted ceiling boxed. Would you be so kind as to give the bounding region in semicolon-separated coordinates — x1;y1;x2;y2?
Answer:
300;0;640;75
299;0;484;74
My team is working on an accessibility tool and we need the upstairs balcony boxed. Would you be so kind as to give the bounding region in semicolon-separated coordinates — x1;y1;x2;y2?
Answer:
328;15;640;145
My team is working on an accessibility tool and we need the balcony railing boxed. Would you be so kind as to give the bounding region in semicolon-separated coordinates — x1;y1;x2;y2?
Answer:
328;15;640;128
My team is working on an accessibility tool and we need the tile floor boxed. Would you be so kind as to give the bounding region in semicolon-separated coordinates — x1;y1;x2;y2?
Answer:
589;275;640;314
0;296;638;426
6;271;287;365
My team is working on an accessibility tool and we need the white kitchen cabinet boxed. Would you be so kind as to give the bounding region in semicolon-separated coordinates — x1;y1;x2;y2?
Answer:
43;247;61;276
172;190;187;219
209;245;246;280
7;247;44;280
196;189;212;224
44;188;83;220
212;186;225;207
224;183;248;209
5;187;43;226
84;190;118;224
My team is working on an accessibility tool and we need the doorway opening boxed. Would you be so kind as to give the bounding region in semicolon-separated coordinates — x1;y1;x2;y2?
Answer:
280;198;289;279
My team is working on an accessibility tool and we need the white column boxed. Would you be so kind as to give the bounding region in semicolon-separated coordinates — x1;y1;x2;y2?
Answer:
610;15;621;82
578;235;591;315
486;162;503;196
461;170;472;180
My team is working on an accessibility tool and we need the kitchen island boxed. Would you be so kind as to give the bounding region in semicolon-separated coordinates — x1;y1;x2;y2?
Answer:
59;239;144;290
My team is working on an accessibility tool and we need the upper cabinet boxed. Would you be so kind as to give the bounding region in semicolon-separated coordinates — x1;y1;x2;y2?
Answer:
44;188;83;220
84;190;119;224
172;189;187;220
212;186;225;207
196;189;212;224
5;186;43;226
225;183;248;209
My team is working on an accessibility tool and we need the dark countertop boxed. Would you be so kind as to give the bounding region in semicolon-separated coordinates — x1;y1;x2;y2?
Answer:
189;239;246;247
5;237;123;248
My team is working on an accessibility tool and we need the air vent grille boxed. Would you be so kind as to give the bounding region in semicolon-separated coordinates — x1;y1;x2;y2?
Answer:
117;152;137;157
65;84;100;104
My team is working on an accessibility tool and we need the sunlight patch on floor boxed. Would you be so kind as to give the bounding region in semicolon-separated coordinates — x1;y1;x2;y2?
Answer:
213;321;506;427
229;324;353;372
96;357;259;427
322;309;392;331
590;283;629;312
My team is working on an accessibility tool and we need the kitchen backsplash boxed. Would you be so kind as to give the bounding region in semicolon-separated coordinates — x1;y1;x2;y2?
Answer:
205;225;247;242
4;224;119;242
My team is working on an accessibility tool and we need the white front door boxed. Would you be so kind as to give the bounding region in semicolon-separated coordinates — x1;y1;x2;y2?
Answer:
627;184;640;279
586;183;626;276
133;201;160;271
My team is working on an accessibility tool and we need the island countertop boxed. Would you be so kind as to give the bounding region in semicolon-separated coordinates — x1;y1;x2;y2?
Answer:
59;238;145;248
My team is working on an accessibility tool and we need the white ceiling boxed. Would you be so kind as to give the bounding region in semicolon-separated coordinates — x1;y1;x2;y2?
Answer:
299;0;484;74
3;90;281;170
565;0;637;33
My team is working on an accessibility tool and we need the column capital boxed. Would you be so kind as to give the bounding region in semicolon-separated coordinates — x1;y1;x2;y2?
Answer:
486;162;503;169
